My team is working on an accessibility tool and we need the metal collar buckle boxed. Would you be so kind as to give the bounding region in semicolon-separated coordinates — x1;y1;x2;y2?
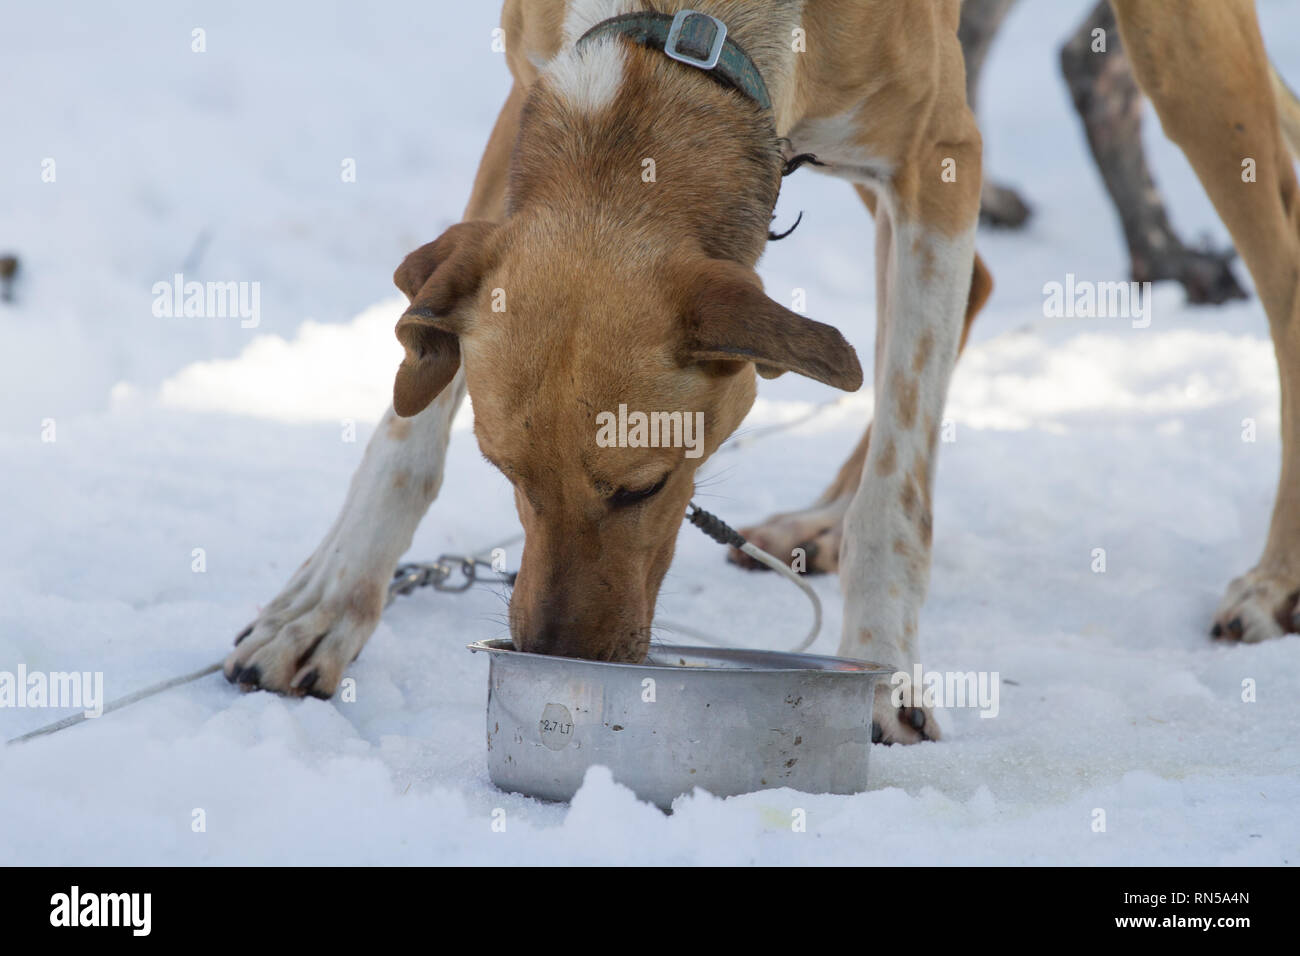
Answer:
663;10;728;71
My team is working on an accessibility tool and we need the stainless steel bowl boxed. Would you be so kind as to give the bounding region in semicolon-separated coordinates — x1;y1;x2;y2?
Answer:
468;639;892;810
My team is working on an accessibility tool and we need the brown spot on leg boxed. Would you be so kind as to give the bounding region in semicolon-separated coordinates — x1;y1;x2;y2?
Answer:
876;437;898;477
913;330;935;374
344;581;385;625
890;371;919;430
905;460;934;545
910;236;938;282
900;479;918;519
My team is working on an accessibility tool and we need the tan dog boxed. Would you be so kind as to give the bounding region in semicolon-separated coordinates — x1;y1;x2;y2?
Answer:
225;0;1300;745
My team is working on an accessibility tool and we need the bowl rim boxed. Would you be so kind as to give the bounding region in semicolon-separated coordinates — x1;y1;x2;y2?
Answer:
466;638;893;676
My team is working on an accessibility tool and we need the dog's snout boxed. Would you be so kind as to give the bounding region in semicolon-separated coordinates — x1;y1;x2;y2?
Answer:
516;619;582;659
510;577;652;662
507;510;677;664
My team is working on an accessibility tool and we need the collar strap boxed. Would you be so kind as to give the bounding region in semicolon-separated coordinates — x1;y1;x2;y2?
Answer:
576;9;772;112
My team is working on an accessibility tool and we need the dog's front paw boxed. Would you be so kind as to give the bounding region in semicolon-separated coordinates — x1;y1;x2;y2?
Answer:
224;555;389;698
871;690;940;745
1210;567;1300;643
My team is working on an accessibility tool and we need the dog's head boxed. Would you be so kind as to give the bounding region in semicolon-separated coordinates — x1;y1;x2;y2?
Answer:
391;215;860;661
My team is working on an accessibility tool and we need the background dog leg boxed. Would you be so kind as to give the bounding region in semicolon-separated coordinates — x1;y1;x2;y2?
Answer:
1112;0;1300;641
1061;0;1247;304
729;425;870;576
960;0;1031;228
224;85;524;696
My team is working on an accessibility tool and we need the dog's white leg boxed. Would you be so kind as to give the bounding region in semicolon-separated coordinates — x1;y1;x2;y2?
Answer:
730;186;992;578
224;381;465;695
818;48;982;742
799;2;984;743
225;84;524;696
837;210;977;743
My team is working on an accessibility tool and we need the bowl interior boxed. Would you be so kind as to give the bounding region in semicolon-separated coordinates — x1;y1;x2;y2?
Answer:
467;638;892;676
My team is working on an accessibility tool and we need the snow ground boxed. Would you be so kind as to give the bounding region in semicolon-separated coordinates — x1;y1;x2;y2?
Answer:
2;0;1298;865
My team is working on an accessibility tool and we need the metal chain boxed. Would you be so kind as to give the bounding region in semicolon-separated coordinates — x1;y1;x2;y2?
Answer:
387;554;517;606
6;400;840;747
385;397;846;606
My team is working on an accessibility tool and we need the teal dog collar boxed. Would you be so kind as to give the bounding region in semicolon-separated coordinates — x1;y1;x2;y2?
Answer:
576;9;772;112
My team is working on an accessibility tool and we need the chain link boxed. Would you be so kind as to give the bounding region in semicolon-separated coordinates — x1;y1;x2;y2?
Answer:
387;554;518;606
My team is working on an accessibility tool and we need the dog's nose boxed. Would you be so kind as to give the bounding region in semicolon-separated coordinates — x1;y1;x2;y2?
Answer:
516;620;583;658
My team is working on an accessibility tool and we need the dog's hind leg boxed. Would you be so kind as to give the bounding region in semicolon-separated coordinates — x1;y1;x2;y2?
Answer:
223;85;525;696
1112;0;1300;641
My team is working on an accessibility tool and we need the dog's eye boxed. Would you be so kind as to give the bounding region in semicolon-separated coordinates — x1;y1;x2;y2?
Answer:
609;475;669;509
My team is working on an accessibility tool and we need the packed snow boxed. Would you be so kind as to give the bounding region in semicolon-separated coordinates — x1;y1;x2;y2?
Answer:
2;0;1298;864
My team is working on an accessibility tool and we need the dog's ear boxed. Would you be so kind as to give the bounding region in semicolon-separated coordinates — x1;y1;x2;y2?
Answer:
680;261;863;392
391;221;498;417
